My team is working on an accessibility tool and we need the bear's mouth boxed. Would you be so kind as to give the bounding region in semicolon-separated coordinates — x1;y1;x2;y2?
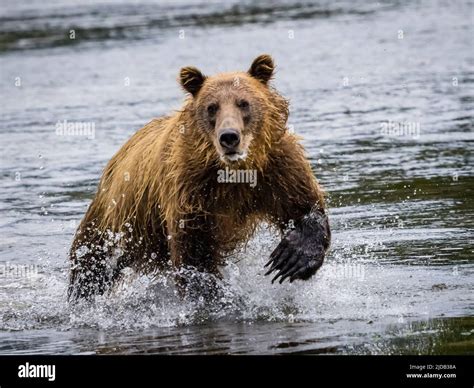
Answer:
221;151;248;163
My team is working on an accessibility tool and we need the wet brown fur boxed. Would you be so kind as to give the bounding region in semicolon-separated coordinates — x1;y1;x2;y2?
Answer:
69;55;326;299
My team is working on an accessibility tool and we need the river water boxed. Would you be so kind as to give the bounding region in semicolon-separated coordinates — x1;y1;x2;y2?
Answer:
0;0;473;354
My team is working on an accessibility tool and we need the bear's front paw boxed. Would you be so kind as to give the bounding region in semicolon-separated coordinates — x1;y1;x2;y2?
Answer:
264;225;327;284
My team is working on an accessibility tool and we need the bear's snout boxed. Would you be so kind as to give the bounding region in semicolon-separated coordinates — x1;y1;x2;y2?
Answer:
219;130;241;151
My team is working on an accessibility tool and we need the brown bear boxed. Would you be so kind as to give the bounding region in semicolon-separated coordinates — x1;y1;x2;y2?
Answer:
68;54;330;301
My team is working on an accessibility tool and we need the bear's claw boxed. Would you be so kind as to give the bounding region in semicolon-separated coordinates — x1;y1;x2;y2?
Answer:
265;240;324;284
264;212;329;284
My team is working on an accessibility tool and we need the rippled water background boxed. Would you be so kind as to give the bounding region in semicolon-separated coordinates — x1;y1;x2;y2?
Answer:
0;0;473;354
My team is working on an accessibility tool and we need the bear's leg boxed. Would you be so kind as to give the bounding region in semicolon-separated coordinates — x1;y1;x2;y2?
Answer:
169;215;223;301
265;207;330;284
68;253;119;301
68;233;125;302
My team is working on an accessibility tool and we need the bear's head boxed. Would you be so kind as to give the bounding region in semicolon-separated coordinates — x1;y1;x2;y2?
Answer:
179;54;289;167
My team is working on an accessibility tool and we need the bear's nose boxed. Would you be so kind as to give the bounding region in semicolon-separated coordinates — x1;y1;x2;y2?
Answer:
219;130;240;150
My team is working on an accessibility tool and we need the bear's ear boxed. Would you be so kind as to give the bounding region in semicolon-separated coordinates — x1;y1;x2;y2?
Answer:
248;54;275;85
179;66;206;96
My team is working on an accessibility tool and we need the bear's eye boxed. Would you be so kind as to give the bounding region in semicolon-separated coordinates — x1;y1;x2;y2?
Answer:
237;99;249;109
207;103;218;116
